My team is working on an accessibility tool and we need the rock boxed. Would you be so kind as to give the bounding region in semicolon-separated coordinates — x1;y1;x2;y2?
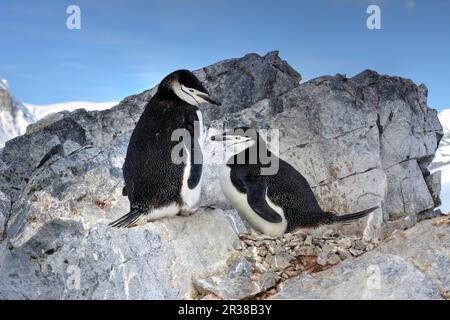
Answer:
338;237;353;249
377;216;450;298
349;248;364;257
326;253;341;265
271;216;449;300
270;253;294;271
353;239;366;251
26;112;70;135
259;271;279;290
0;190;10;239
316;252;328;266
304;235;313;246
194;260;277;300
228;256;253;279
336;248;352;261
0;209;240;299
295;246;315;256
232;239;243;250
271;252;442;300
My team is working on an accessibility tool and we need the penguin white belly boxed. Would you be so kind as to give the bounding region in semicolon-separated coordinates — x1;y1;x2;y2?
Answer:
180;149;202;210
146;202;180;221
196;110;206;150
180;110;204;210
220;166;287;237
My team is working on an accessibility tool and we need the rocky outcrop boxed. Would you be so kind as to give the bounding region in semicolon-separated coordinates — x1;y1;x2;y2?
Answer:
271;216;450;299
0;51;444;299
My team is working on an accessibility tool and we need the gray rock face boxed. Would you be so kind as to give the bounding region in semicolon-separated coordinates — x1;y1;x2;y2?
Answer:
271;216;449;300
0;209;239;299
271;253;442;300
202;69;442;239
0;51;443;299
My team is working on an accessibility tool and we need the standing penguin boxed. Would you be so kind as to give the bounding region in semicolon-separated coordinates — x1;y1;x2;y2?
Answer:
110;70;220;228
211;127;378;237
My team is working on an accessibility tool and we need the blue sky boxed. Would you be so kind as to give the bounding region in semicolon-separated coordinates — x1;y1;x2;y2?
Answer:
0;0;449;110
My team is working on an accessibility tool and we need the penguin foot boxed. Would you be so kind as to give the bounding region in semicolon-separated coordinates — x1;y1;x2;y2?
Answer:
180;208;198;217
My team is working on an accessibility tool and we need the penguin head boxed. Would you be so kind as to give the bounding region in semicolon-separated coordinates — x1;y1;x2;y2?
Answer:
158;69;220;106
211;127;262;155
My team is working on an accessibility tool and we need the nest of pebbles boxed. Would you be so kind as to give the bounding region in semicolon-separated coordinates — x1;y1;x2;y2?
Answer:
235;228;380;285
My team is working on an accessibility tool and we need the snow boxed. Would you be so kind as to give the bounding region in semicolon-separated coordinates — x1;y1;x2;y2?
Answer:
0;79;8;90
0;96;118;147
24;101;119;119
430;109;450;213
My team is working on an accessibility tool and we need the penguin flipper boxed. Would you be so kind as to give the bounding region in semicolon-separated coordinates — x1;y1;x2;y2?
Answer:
184;111;203;189
244;176;283;223
109;208;142;228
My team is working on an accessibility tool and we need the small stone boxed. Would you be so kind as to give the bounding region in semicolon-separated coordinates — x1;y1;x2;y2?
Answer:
338;237;353;249
270;252;294;271
295;246;315;256
322;229;335;238
257;247;268;257
254;240;265;247
284;270;299;278
291;230;307;241
284;233;293;242
349;248;364;257
228;256;253;278
259;272;278;289
304;235;313;246
326;253;341;265
254;260;269;273
288;240;304;247
316;252;328;266
232;239;243;250
336;248;352;261
243;239;254;246
320;245;336;255
242;249;253;259
353;239;366;251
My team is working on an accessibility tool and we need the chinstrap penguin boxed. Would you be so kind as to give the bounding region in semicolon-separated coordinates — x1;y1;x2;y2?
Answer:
211;127;378;237
110;70;220;228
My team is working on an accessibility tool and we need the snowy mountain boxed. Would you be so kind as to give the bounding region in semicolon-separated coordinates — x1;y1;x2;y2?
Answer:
0;79;36;147
24;101;118;120
0;79;118;148
430;109;450;213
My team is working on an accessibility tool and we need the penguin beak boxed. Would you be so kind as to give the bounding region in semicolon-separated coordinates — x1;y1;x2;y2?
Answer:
197;93;221;106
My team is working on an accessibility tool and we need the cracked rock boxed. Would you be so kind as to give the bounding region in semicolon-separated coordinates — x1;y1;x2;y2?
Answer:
0;51;443;299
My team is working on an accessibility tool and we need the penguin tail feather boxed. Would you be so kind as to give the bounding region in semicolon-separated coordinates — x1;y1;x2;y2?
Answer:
109;208;142;228
326;206;379;225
